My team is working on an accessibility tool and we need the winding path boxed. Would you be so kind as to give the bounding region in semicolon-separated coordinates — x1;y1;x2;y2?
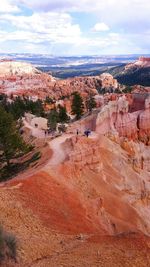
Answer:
47;131;98;167
47;134;73;166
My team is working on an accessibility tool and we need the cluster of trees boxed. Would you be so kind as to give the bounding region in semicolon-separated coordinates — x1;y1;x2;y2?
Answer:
0;91;97;124
85;94;97;112
0;94;45;120
71;91;96;119
71;92;84;120
47;105;69;131
47;92;96;129
0;94;44;172
0;106;29;169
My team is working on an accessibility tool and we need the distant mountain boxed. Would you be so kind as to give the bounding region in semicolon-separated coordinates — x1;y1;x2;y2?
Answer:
108;57;150;86
0;54;150;86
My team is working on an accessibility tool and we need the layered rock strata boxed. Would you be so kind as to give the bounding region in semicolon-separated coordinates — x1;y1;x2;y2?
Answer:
96;96;150;141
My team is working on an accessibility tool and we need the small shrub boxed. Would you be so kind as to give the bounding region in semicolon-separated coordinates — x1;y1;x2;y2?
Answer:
5;233;17;260
0;226;17;264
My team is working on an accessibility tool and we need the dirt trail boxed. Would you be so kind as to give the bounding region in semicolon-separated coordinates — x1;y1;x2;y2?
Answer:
47;132;98;166
47;134;73;166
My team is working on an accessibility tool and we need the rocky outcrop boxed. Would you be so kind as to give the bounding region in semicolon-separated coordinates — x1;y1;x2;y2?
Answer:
129;92;149;112
0;60;40;76
96;95;150;141
62;135;150;236
96;96;138;139
67;94;150;142
99;73;118;91
125;57;150;70
138;97;150;143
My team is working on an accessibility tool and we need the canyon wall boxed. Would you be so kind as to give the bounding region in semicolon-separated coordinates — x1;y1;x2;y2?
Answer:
62;135;150;236
96;95;150;141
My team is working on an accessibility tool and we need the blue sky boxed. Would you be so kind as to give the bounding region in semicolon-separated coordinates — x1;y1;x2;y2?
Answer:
0;0;149;55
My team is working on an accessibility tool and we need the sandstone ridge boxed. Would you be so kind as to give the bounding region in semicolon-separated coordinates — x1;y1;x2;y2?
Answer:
125;56;150;70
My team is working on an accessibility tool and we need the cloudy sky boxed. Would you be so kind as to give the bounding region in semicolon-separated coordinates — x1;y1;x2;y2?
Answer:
0;0;149;55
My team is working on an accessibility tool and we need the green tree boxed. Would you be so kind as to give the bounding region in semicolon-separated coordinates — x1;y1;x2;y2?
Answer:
86;94;96;112
2;96;45;120
0;106;27;168
71;92;84;120
58;105;69;123
47;108;59;131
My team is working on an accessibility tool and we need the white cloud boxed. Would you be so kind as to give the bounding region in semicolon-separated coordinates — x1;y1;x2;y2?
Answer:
0;0;149;55
0;12;81;44
17;1;150;35
92;23;110;32
20;0;150;13
0;0;20;13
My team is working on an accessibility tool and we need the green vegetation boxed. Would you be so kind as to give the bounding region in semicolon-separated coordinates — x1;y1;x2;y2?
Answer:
57;105;69;123
108;66;150;86
47;105;69;131
0;94;45;120
0;151;41;182
0;226;17;263
0;105;41;182
0;106;28;168
86;94;96;112
71;92;84;120
47;108;59;131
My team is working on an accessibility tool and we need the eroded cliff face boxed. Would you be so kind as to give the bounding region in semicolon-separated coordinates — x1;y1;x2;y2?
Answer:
63;135;150;234
96;95;150;142
139;97;150;143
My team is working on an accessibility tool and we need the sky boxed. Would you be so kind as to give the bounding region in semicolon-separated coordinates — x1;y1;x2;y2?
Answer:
0;0;149;55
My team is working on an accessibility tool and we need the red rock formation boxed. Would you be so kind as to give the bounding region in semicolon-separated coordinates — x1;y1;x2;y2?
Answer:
125;56;150;70
0;60;120;101
62;135;150;235
99;73;118;91
139;97;150;143
95;95;150;141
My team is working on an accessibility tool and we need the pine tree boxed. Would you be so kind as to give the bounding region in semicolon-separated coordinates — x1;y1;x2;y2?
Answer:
47;108;59;131
58;105;69;123
86;94;96;112
71;92;84;120
0;106;27;168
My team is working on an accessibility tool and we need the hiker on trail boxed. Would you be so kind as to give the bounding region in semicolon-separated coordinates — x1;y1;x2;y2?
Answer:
86;130;90;137
76;129;79;135
84;129;91;137
44;130;47;137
